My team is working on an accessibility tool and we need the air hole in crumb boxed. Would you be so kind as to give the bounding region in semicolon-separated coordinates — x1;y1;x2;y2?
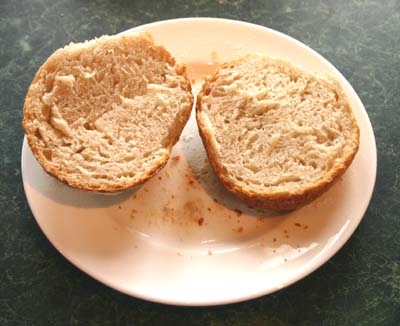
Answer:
245;164;261;174
43;149;52;161
41;105;51;121
83;122;92;130
44;80;53;93
99;151;110;159
76;146;85;154
100;134;114;145
34;128;43;140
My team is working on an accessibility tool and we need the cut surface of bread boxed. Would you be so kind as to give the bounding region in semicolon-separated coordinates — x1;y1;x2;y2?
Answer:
196;54;359;210
23;32;193;192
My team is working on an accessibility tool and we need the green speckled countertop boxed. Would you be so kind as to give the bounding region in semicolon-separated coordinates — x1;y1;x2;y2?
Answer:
1;0;399;325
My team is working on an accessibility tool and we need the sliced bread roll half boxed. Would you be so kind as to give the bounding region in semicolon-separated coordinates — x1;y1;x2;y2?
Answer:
196;54;359;210
23;32;193;192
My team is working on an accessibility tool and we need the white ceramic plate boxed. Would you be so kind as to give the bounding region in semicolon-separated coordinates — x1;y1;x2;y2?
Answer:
21;18;377;306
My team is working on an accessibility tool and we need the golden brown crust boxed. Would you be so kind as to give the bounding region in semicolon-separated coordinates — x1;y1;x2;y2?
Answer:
196;57;360;211
22;33;193;193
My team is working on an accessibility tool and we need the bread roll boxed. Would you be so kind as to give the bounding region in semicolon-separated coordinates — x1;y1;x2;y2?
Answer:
23;32;193;192
196;54;359;210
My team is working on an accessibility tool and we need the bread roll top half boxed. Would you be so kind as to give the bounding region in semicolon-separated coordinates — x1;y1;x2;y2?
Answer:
23;32;193;192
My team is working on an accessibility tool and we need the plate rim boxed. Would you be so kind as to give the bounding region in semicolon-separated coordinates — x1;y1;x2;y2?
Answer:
21;17;377;306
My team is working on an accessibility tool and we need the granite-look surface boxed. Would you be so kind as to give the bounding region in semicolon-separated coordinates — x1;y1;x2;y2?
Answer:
1;0;399;325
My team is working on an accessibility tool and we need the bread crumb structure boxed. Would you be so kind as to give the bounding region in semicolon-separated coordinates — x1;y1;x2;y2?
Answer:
196;54;359;210
23;32;193;192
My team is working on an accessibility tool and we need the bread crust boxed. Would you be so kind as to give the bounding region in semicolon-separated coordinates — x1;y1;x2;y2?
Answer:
23;33;193;192
196;56;359;211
